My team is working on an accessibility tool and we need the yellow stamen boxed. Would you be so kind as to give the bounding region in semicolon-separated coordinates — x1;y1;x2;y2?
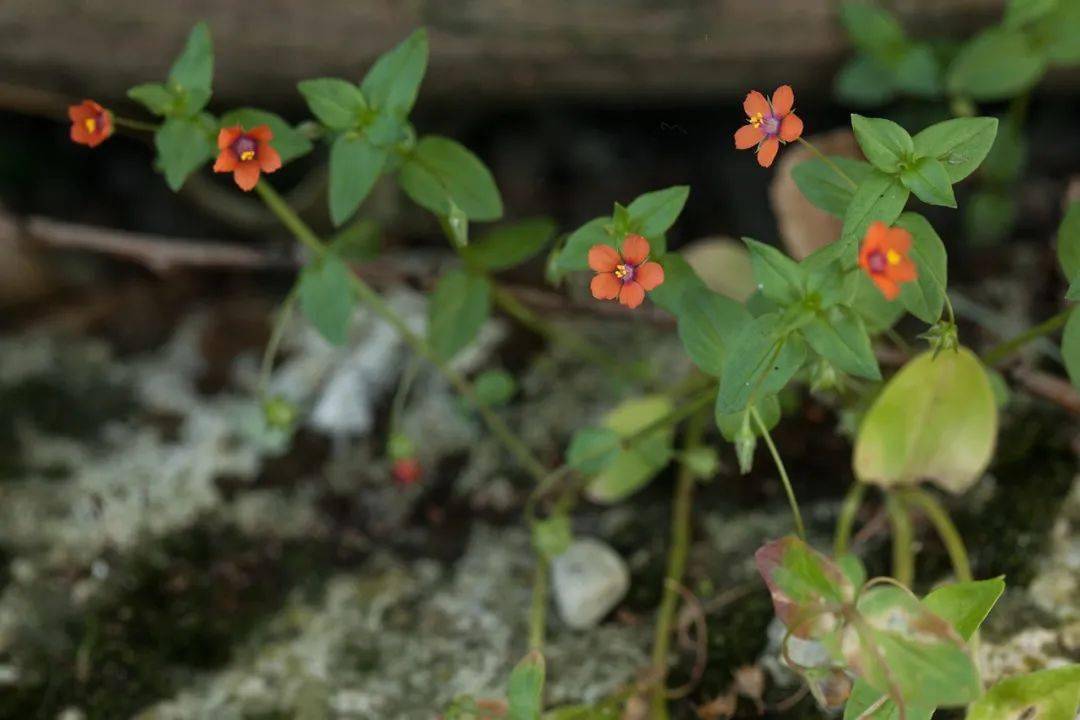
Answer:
84;117;97;133
749;112;764;128
240;150;255;161
614;263;629;280
886;249;902;266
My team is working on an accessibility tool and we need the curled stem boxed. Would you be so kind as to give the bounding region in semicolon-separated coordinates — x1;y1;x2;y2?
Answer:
649;407;710;718
752;407;806;539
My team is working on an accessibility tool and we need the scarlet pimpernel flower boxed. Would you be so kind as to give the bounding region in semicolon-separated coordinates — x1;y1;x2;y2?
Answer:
392;457;422;486
859;221;917;300
68;100;113;148
588;234;664;310
733;85;803;168
214;125;282;191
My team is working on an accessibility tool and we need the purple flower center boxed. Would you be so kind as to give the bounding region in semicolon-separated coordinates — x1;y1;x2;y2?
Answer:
232;135;258;162
760;114;780;136
614;262;636;284
867;250;887;274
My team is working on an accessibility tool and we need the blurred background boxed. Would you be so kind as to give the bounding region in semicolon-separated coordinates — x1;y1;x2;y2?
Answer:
0;2;1077;718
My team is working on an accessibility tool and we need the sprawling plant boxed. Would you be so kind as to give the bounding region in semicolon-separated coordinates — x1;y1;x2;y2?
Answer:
65;7;1080;718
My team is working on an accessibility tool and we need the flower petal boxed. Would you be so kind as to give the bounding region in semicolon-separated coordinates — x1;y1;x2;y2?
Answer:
233;162;261;191
635;261;665;291
258;143;283;173
757;137;780;168
621;234;650;265
735;123;765;149
771;85;795;116
217;126;243;150
618;282;646;309
248;124;274;142
214;150;238;172
743;91;770;118
890;258;918;283
590;272;620;300
886;227;912;254
779;113;803;142
864;221;890;250
68;102;91;122
588;244;621;273
872;274;900;300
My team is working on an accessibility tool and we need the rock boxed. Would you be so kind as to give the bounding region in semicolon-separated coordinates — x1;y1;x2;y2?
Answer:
551;538;630;630
680;237;756;302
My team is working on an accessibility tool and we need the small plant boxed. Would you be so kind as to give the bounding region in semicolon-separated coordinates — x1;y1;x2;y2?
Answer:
64;9;1079;719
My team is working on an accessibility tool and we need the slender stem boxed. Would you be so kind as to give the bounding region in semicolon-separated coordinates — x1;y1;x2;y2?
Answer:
981;306;1074;367
649;408;709;718
388;355;421;434
884;492;915;587
904;488;972;582
491;285;644;381
529;558;549;651
752;407;806;540
834;482;867;557
112;116;159;132
258;287;298;399
797;137;857;190
254;180;550;483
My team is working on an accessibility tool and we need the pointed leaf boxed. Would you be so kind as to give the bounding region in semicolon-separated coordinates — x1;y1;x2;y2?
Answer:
329;134;387;226
801;306;881;380
463;218;557;271
508;650;545;720
676;287;753;376
901;156;957;208
399;136;503;221
744;238;805;306
755;536;855;639
586;396;675;503
851;114;915;174
912;117;999;184
168;22;213;93
792;156;875;217
427;269;491;360
298;78;366;130
360;28;429;117
626;185;689;240
967;665;1080;720
298;253;358;345
894;212;948;323
840;171;910;253
717;313;807;414
154;117;215;192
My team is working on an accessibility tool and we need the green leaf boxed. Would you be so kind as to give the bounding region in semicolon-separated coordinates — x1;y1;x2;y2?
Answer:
853;348;998;493
852;272;906;333
127;83;176;116
626;186;689;240
555;217;610;274
716;313;807;414
801;306;881;380
1004;0;1060;29
981;115;1027;184
399;136;503;221
329;134;388;226
647;253;707;315
532;515;573;560
755;536;855;639
298;253;358;345
839;2;906;57
840;171;910;252
441;201;470;248
507;650;545;720
842;586;981;708
1068;276;1080;302
892;44;942;96
967;665;1080;720
1033;0;1080;65
676;287;753;377
298;78;367;130
922;577;1005;640
219;108;314;165
715;394;780;442
463;218;557;271
168;22;213;93
154;117;215;192
329;218;381;261
901;156;957;208
744;238;805;306
912;117;999;184
947;29;1046;101
1057;202;1080;282
586;396;675;503
566;427;621;475
835;55;898;107
851;114;915;174
894;212;947;323
1063;309;1080;391
792;157;875;217
360;28;429;118
473;369;517;406
681;446;720;479
428;269;492;360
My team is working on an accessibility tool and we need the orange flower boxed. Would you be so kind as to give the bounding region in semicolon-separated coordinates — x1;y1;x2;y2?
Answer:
213;125;282;191
733;85;803;168
392;457;422;486
68;100;113;148
858;221;917;300
589;234;665;309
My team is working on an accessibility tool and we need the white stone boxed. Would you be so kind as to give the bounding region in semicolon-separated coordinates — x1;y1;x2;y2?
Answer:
551;538;629;630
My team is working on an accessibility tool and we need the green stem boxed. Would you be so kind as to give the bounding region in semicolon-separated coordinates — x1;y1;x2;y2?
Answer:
112;116;159;132
258;287;298;399
981;306;1074;367
904;488;972;582
884;492;915;587
797;137;857;190
834;482;867;557
528;558;549;651
254;180;549;483
752;407;806;540
648;408;709;718
388;355;421;435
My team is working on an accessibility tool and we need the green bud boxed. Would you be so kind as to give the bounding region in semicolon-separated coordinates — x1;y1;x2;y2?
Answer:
734;422;757;475
263;396;298;430
387;432;415;460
